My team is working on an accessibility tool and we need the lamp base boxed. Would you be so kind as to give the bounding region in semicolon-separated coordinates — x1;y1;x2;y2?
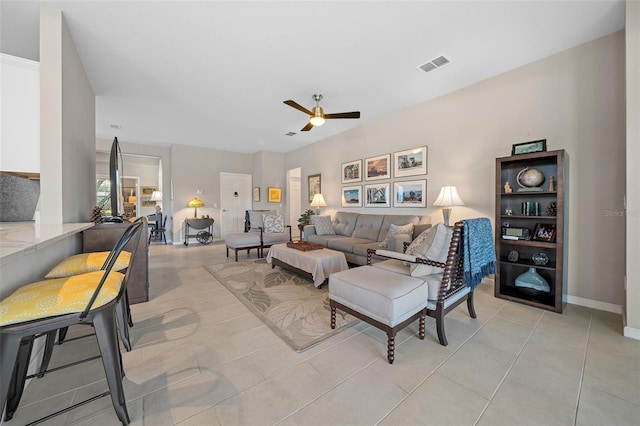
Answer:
441;207;452;227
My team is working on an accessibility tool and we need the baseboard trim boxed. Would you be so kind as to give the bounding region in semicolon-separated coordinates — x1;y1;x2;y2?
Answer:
564;295;622;314
623;325;640;340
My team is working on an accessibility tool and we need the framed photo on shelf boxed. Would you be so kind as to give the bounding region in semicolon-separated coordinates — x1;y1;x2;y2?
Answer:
364;183;390;208
341;185;362;207
365;154;390;181
532;223;556;242
512;139;547;156
393;179;426;207
393;146;427;178
308;174;321;203
268;187;282;203
253;187;260;202
341;160;362;184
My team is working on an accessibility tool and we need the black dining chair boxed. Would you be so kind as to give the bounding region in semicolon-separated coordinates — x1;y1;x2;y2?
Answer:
148;215;167;244
0;219;144;424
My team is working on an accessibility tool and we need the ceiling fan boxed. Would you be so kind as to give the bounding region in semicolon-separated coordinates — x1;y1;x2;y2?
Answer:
284;94;360;132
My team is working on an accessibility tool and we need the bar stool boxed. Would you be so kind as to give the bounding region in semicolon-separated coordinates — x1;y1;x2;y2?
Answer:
0;220;144;424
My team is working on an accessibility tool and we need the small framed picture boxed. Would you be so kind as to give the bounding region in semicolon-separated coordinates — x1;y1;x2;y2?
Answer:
365;154;391;181
253;187;260;202
533;223;556;242
512;139;547;156
393;179;426;207
308;174;321;203
341;185;362;207
364;183;390;208
341;160;362;184
393;146;427;178
268;187;282;203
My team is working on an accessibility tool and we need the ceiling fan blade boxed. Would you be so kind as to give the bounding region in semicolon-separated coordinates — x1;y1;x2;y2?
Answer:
284;100;313;115
325;111;361;119
301;122;314;132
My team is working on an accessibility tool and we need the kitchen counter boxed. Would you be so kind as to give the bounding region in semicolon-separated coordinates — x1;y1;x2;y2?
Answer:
0;221;94;260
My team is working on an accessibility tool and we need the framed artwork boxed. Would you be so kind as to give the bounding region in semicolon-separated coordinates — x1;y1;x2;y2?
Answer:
393;179;426;207
533;223;556;242
341;185;362;207
512;139;547;155
268;187;282;203
341;159;362;184
253;187;260;202
308;174;321;203
141;186;157;206
365;183;390;208
393;146;427;178
365;154;391;181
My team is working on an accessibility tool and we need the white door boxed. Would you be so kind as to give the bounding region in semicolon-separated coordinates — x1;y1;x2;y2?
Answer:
220;172;252;237
287;167;302;239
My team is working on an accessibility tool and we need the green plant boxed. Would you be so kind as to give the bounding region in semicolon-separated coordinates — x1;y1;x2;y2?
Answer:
297;209;315;226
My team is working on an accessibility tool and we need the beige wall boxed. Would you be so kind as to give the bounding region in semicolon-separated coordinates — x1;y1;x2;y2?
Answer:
39;4;95;224
625;0;640;338
286;31;626;308
252;150;287;216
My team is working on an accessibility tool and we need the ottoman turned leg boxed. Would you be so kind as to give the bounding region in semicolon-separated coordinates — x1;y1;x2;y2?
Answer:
330;307;336;329
419;313;426;340
387;334;395;364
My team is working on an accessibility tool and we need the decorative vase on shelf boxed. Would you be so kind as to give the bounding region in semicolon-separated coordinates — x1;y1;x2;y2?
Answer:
515;267;550;293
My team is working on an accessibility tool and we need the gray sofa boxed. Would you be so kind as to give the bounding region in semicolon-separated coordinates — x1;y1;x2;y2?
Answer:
303;211;432;265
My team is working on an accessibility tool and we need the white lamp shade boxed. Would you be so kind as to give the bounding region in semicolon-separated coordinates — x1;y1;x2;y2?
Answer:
150;191;163;201
310;193;327;207
433;186;465;206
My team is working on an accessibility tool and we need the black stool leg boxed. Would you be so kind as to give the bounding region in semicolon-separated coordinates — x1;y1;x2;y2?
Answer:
4;337;34;420
93;310;130;425
37;330;58;377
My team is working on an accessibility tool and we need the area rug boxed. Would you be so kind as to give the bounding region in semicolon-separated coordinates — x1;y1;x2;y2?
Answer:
205;259;358;352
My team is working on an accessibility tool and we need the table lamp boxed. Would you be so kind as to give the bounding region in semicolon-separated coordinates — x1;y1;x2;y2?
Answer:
150;191;162;214
187;197;204;217
433;186;465;226
310;193;327;215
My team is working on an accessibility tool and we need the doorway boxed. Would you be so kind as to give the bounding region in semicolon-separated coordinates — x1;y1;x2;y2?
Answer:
287;167;302;240
220;172;252;237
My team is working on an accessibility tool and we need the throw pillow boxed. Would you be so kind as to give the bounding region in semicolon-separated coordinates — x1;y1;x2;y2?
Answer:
262;214;285;233
311;215;335;236
409;223;453;277
378;223;415;252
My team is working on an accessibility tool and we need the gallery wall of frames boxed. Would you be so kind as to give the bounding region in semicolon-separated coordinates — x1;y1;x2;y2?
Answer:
339;146;428;208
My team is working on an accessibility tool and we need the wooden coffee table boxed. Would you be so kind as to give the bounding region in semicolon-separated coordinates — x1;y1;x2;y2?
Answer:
266;243;348;288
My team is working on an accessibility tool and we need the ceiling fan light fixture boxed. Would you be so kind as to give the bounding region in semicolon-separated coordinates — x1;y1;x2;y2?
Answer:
309;106;325;126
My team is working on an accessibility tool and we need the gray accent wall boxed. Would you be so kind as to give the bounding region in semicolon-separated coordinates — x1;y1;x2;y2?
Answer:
285;31;626;308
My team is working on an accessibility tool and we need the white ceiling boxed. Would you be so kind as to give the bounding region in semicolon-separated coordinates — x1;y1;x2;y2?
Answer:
1;1;625;154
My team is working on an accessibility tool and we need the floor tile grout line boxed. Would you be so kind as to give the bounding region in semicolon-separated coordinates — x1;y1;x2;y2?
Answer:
572;312;593;425
376;300;507;426
472;303;545;426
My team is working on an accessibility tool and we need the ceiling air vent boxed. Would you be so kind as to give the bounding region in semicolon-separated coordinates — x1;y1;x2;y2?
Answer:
285;131;297;136
417;54;450;75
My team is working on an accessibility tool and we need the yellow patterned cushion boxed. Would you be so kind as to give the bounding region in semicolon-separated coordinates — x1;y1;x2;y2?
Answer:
0;271;124;326
44;251;131;279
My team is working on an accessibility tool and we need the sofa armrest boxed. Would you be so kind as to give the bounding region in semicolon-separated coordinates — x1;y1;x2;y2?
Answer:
303;225;316;241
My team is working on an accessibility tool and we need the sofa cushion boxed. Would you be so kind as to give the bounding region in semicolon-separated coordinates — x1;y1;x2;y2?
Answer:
327;237;372;253
262;214;284;233
378;223;415;251
378;215;420;242
352;241;382;257
332;212;359;236
311;215;336;236
352;214;384;241
307;234;345;246
262;231;290;245
409;223;453;276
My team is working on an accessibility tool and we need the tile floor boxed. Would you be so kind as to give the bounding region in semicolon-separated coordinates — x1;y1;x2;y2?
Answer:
9;242;640;425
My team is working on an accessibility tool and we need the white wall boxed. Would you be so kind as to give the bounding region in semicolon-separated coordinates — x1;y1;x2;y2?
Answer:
625;0;640;339
286;31;626;309
0;54;39;173
39;4;95;224
252;150;287;217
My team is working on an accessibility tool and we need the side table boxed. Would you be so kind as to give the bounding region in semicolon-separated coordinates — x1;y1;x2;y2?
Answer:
183;218;214;245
